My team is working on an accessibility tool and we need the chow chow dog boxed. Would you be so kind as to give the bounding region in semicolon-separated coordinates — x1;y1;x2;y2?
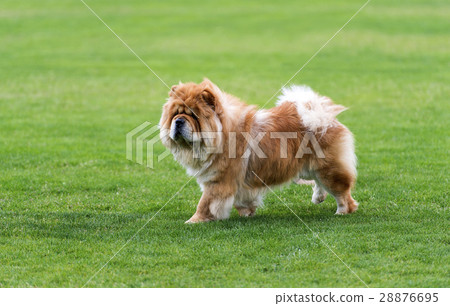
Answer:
159;79;358;223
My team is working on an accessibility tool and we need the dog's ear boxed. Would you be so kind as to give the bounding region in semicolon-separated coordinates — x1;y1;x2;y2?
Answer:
201;87;215;108
202;78;214;86
169;85;177;97
169;81;183;97
201;87;222;115
201;79;222;114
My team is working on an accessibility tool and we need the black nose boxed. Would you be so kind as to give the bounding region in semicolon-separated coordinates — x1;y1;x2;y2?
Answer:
175;117;185;127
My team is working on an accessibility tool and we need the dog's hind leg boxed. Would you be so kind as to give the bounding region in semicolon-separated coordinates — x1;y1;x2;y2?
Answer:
314;130;358;214
235;204;257;217
294;177;328;205
311;180;328;204
315;166;358;214
234;188;263;217
334;190;358;215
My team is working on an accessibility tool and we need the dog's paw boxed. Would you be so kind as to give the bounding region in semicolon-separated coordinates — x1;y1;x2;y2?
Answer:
185;214;211;224
236;207;256;217
348;201;359;213
312;185;327;204
335;208;348;215
335;202;358;215
312;194;326;205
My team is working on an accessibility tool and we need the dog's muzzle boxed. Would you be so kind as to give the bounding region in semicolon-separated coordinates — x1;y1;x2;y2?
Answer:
173;117;185;139
170;117;192;143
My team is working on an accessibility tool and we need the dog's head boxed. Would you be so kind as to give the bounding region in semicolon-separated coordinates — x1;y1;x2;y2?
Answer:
159;79;224;163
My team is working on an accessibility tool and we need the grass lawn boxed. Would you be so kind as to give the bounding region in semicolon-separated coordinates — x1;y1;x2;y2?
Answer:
0;0;449;287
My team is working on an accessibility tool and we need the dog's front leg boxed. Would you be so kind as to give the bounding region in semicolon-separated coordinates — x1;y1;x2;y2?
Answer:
185;184;235;223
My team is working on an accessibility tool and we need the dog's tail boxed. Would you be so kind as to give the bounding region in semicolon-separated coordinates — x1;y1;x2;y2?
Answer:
276;85;347;132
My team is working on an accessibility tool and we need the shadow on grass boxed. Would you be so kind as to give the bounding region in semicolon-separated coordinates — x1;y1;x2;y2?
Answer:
0;204;374;242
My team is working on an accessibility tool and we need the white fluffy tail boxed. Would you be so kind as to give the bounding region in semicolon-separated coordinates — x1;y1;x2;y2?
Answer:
276;85;347;132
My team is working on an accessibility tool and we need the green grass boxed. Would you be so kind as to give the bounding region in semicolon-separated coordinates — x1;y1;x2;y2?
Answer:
0;0;449;287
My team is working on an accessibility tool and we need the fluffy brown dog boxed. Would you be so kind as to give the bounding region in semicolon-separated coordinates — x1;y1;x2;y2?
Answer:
159;79;358;223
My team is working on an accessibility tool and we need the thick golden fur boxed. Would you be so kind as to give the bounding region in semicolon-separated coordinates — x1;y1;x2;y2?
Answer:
159;79;358;223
